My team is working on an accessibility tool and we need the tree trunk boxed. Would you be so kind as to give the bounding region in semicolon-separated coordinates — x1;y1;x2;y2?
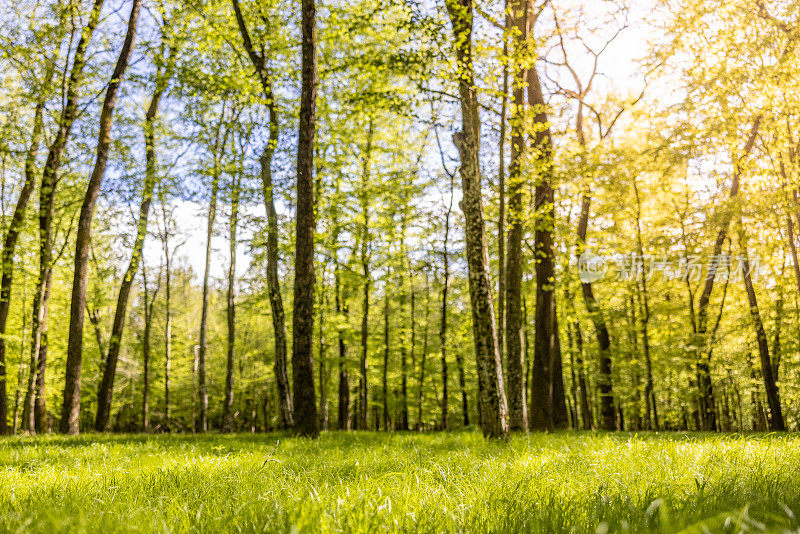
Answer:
25;0;106;435
505;0;529;432
632;178;658;430
398;225;410;431
292;0;319;437
61;0;141;435
232;0;292;431
527;64;567;430
357;121;374;431
161;204;173;429
694;117;761;431
574;191;615;430
0;99;45;435
445;0;509;438
417;274;431;429
497;2;509;372
95;53;167;431
222;165;241;433
318;265;329;430
740;238;785;430
141;264;158;432
11;277;29;434
440;176;453;430
382;289;390;430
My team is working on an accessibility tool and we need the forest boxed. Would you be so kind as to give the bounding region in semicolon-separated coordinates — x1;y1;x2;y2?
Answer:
3;0;800;531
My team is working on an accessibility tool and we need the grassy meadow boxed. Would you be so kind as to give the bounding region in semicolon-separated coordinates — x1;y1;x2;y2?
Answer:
0;431;798;533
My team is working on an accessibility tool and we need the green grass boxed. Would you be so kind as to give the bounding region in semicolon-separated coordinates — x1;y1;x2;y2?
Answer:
0;431;799;533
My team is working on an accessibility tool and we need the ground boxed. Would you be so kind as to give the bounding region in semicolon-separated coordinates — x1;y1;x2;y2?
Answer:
0;430;798;533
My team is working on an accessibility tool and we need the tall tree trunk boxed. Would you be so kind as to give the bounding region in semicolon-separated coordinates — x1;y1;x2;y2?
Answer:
0;1;63;437
398;225;410;431
417;274;430;429
61;0;141;435
95;54;168;431
445;0;509;438
11;277;28;434
141;264;158;432
632;178;658;430
527;64;567;430
574;192;614;430
292;0;319;437
505;0;529;432
440;173;454;430
693;117;760;431
357;121;374;431
231;0;292;430
0;99;45;435
740;236;785;430
497;2;509;370
222;167;241;433
318;265;329;430
161;204;173;429
25;0;106;434
382;289;390;430
334;219;350;431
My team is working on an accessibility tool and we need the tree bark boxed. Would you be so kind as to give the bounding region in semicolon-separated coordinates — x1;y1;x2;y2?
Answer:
632;178;658;430
61;0;141;435
497;3;509;371
24;0;105;434
445;0;509;438
505;0;529;432
0;99;45;435
141;264;159;432
740;236;785;430
445;0;508;437
527;64;567;430
95;53;168;431
382;288;390;430
231;0;292;431
292;0;319;437
693;116;761;431
222;166;241;433
357;121;374;431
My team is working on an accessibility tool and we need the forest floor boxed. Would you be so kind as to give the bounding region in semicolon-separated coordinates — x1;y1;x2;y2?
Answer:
0;430;798;533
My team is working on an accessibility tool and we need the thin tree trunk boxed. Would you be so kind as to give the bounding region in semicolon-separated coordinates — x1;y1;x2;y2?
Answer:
161;204;173;429
95;53;168;431
505;0;529;432
398;221;410;431
445;0;509;438
61;0;141;435
417;273;430;429
26;0;106;434
292;0;319;437
141;263;159;432
0;99;45;435
0;1;63;437
335;237;350;430
382;288;390;430
740;236;785;430
222;164;241;433
497;2;509;370
694;117;761;431
358;121;374;431
318;265;329;430
11;277;28;434
632;178;658;430
231;0;292;430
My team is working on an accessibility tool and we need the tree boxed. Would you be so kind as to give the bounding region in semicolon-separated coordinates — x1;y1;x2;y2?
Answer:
291;0;319;437
445;0;508;438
